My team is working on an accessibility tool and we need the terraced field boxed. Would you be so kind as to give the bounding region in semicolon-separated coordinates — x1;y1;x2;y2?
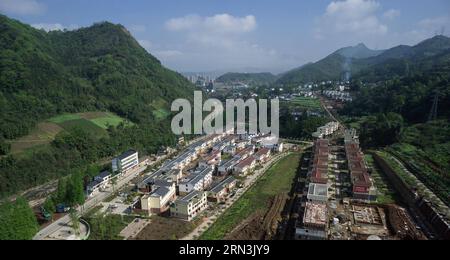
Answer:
8;112;130;154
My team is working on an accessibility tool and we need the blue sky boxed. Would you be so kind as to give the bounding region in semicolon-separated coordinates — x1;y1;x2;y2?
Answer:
0;0;449;73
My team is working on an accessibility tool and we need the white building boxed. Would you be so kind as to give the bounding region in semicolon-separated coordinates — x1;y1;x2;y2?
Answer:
112;150;139;174
179;167;213;194
86;171;112;196
171;191;208;221
140;181;176;215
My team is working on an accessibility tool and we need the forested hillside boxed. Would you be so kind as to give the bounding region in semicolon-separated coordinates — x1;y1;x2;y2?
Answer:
0;14;194;140
0;15;195;198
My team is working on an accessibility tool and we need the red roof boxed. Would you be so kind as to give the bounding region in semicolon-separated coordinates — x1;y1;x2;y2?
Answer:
235;157;256;169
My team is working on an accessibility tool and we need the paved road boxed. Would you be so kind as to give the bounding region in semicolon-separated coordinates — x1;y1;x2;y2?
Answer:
181;153;291;240
33;164;150;240
33;135;210;240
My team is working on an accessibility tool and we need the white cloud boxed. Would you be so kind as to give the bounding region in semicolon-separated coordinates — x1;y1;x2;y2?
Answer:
166;14;257;34
160;14;295;72
0;0;45;15
383;9;400;20
32;23;79;32
315;0;388;39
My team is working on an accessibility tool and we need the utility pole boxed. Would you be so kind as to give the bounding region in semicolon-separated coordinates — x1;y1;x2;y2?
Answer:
428;91;439;122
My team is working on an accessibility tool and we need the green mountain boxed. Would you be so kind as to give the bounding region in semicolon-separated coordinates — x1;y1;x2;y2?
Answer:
337;43;385;59
0;14;195;199
277;43;384;85
0;14;195;140
215;72;277;86
277;36;450;85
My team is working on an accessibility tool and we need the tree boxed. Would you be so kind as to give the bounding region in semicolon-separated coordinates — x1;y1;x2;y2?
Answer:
0;197;39;240
69;209;80;236
42;197;56;220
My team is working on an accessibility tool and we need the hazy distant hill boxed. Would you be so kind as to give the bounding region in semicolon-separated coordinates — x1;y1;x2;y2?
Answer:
216;72;277;86
276;36;450;85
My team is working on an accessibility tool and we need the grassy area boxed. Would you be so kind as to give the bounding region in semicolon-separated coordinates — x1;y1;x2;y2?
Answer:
59;119;108;138
87;214;135;240
47;114;82;124
151;98;171;120
375;151;418;188
287;97;322;110
365;154;399;204
152;108;171;120
200;153;301;240
89;113;130;129
134;216;202;240
8;111;130;154
9;122;64;154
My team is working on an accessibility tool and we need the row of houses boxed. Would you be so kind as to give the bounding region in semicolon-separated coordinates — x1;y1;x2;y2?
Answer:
312;122;340;139
296;139;331;240
344;130;375;201
218;147;272;175
323;90;353;102
137;134;240;221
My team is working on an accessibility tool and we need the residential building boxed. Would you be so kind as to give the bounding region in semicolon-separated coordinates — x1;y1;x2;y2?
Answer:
171;191;208;221
309;139;329;184
140;181;176;215
112;150;139;174
199;150;221;168
218;157;240;175
208;176;237;202
296;202;328;240
179;167;213;194
344;139;374;201
86;171;112;196
253;147;271;163
234;156;257;175
307;183;328;204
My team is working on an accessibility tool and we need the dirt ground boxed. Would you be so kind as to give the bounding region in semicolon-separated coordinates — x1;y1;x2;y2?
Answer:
225;194;288;240
132;216;201;240
384;204;427;240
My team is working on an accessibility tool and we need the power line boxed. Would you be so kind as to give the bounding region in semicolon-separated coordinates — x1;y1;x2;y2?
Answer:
428;91;439;122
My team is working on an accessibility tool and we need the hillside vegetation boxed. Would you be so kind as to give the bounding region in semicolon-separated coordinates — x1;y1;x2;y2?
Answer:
0;14;195;198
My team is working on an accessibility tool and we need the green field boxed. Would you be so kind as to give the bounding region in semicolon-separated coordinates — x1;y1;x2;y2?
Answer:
151;98;171;120
60;119;109;137
365;154;399;204
8;112;129;154
152;108;171;120
200;153;301;240
47;114;83;124
287;97;322;110
89;113;130;129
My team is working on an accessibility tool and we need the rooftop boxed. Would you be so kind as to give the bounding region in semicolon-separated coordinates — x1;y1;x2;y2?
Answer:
210;176;237;194
303;202;328;227
235;156;256;169
308;183;328;197
118;149;138;160
178;191;205;204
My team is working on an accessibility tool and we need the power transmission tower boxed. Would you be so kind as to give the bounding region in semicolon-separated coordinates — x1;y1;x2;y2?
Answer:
428;91;439;122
